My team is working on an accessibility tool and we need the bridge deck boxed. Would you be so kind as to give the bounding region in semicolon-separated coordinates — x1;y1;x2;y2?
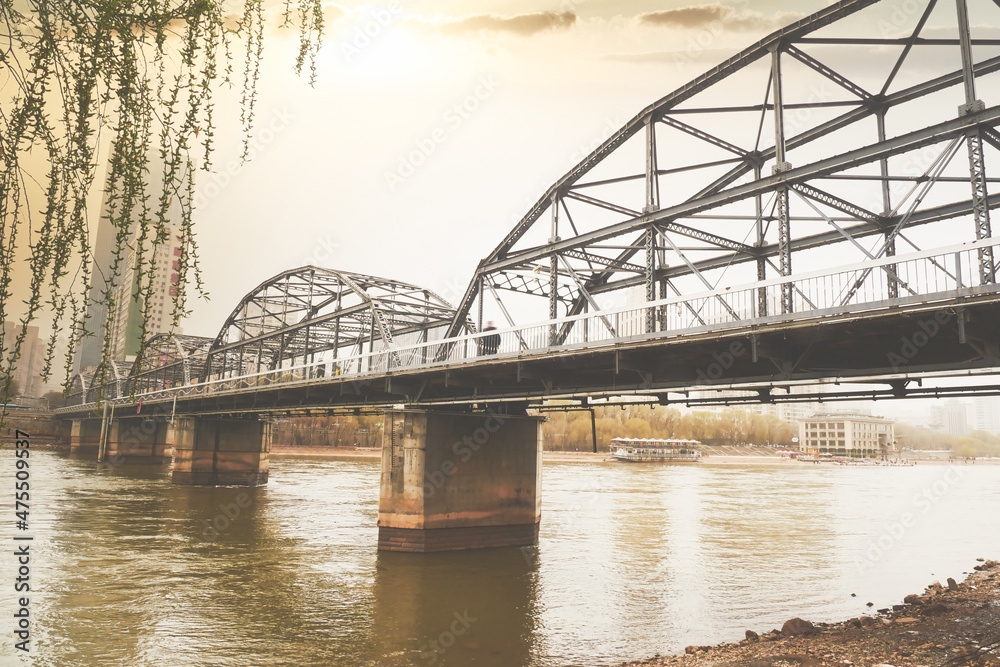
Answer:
59;240;1000;416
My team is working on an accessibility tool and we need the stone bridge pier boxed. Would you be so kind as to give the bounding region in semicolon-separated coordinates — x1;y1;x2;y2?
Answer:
66;409;540;549
67;419;103;456
377;409;543;553
169;417;271;486
65;416;269;483
106;418;173;464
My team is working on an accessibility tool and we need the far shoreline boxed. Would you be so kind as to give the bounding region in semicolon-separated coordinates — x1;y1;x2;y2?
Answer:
269;445;997;465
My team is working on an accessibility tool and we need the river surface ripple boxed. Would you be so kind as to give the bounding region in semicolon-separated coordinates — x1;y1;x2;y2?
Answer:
3;451;998;666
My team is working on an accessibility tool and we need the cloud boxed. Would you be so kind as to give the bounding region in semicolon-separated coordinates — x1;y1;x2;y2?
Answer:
414;11;578;37
640;5;731;29
639;5;805;32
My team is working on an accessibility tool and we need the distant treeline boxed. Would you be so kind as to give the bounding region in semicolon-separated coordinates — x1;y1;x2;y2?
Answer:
270;406;796;452
268;407;999;457
896;423;1000;458
272;414;385;448
543;405;796;452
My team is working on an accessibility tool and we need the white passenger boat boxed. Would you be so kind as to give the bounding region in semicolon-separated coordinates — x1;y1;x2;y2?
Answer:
609;438;702;463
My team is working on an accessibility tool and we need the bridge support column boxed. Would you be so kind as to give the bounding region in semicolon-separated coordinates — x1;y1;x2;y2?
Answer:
105;419;173;464
170;417;270;486
378;409;542;553
68;419;102;456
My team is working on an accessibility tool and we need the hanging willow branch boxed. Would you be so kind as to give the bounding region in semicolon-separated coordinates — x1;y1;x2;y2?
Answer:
0;0;324;421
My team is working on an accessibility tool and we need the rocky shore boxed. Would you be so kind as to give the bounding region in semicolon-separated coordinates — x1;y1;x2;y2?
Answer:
625;559;1000;667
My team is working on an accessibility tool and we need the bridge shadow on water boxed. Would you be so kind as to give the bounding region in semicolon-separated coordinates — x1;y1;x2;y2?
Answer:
371;548;540;667
50;451;542;666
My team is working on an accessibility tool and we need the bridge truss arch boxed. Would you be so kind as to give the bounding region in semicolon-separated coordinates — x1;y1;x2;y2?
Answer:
75;358;132;403
64;268;472;406
203;266;472;381
449;0;1000;343
126;334;214;396
67;372;88;402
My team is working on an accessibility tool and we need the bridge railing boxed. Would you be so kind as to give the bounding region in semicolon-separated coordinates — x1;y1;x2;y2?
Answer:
60;237;999;409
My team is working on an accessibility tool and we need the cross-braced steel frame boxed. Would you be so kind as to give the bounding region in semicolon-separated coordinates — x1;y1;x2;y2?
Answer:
127;334;213;395
202;267;471;381
447;0;1000;341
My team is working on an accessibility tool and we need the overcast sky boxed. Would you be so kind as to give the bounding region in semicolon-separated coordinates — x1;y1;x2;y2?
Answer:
188;0;829;332
170;0;999;332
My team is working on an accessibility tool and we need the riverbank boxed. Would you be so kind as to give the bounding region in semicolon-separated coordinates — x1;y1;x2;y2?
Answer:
268;446;784;464
268;445;996;466
624;560;1000;667
268;446;611;462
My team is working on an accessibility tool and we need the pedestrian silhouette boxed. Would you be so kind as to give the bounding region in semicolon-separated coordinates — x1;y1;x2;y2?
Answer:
481;321;501;355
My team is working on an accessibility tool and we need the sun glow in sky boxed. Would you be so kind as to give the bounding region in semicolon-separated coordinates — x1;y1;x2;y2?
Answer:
184;0;987;330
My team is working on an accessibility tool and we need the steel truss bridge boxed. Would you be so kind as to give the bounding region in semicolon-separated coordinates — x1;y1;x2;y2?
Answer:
61;0;1000;418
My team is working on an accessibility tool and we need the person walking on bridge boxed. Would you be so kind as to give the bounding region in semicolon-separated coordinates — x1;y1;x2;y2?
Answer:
481;321;501;355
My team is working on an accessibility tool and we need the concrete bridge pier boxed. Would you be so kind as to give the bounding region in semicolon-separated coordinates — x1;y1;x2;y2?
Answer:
378;409;542;552
68;419;102;456
105;418;173;464
170;417;270;486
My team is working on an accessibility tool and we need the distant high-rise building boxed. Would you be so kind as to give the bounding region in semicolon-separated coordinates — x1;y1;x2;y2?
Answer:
2;322;44;397
930;401;970;437
75;160;120;372
108;229;186;361
776;400;816;426
74;150;187;370
972;397;1000;436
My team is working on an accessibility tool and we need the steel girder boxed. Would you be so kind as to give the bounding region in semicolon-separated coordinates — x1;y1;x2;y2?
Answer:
447;0;1000;336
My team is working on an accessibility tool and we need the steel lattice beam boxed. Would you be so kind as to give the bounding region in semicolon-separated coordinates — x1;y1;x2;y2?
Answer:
483;106;1000;274
440;0;1000;339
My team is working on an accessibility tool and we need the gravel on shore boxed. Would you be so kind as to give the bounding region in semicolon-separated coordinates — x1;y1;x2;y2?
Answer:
622;559;1000;667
